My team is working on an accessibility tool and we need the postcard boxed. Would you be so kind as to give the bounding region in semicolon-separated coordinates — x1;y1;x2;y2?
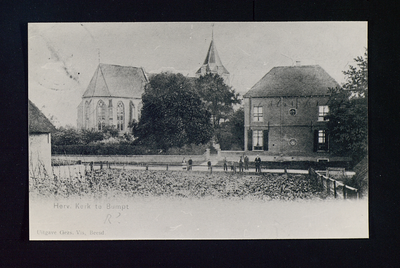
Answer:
29;22;368;240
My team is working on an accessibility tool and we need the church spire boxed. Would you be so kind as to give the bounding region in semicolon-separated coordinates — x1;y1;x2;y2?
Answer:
196;24;230;84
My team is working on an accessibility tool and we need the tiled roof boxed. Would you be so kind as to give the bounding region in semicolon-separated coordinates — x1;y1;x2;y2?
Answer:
243;65;339;98
196;40;229;76
28;100;56;134
82;63;148;98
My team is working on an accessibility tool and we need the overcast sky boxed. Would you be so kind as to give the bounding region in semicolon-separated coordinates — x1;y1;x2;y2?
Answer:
28;22;367;127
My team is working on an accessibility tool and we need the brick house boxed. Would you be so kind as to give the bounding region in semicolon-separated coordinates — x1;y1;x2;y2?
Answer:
77;63;148;134
243;64;340;159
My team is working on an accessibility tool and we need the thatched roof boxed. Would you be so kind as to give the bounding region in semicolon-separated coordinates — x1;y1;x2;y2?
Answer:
243;65;339;98
82;63;148;98
28;100;56;134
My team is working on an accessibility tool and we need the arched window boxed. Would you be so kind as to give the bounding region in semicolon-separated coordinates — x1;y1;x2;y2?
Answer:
108;100;113;125
129;101;135;123
117;101;124;131
138;101;142;119
97;100;107;130
85;101;90;129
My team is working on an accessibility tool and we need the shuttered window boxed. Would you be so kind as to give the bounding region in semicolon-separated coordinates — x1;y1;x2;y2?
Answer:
314;129;329;152
253;130;263;150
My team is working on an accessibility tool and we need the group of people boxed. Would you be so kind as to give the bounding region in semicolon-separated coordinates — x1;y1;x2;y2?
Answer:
223;155;262;173
181;155;263;173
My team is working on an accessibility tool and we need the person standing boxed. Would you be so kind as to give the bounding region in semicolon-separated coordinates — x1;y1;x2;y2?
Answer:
223;157;228;171
244;155;249;170
188;157;193;171
239;157;244;173
255;155;261;173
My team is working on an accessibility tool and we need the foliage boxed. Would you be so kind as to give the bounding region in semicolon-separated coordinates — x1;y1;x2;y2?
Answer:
53;125;125;148
195;73;241;128
30;169;324;200
133;72;214;150
80;128;104;144
215;108;244;150
327;49;368;164
52;126;82;146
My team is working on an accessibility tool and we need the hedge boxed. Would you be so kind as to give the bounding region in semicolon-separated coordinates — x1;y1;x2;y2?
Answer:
52;143;207;155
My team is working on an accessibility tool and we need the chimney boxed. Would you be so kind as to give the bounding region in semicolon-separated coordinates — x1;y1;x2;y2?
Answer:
296;61;301;66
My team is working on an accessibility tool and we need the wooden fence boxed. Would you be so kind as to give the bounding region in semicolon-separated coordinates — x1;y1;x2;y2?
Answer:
308;168;359;199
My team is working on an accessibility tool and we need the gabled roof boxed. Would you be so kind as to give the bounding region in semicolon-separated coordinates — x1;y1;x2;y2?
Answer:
82;63;148;98
243;65;340;98
28;100;56;134
196;39;229;76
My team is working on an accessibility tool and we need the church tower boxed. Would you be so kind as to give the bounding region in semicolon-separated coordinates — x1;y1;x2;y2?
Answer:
195;26;230;86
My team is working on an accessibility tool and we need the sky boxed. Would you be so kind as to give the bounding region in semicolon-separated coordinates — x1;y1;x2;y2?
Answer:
28;22;367;127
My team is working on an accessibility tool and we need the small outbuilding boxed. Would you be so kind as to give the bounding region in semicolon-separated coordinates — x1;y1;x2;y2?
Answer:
29;99;56;178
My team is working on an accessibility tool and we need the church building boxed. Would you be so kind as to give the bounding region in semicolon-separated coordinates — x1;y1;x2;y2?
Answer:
195;33;230;86
243;64;340;159
77;63;148;134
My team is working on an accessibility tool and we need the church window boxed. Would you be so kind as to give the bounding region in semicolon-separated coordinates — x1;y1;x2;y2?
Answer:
253;106;263;122
318;106;329;121
97;100;106;131
117;101;125;131
85;101;90;129
108;100;113;125
129;101;135;123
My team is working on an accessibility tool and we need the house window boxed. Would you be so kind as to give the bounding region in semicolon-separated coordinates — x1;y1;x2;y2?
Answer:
289;108;297;116
314;130;329;152
318;106;329;121
117;101;124;131
318;130;326;144
97;100;106;131
253;130;263;150
253;106;263;122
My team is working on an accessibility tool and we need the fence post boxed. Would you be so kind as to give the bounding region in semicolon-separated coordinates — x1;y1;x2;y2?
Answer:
334;180;337;198
210;166;212;174
343;185;347;199
327;179;330;196
146;164;148;171
166;164;168;171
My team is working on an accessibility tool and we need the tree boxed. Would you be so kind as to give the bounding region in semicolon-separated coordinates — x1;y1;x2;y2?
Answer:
327;49;368;165
195;73;241;128
215;108;244;150
52;126;82;146
133;72;214;150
